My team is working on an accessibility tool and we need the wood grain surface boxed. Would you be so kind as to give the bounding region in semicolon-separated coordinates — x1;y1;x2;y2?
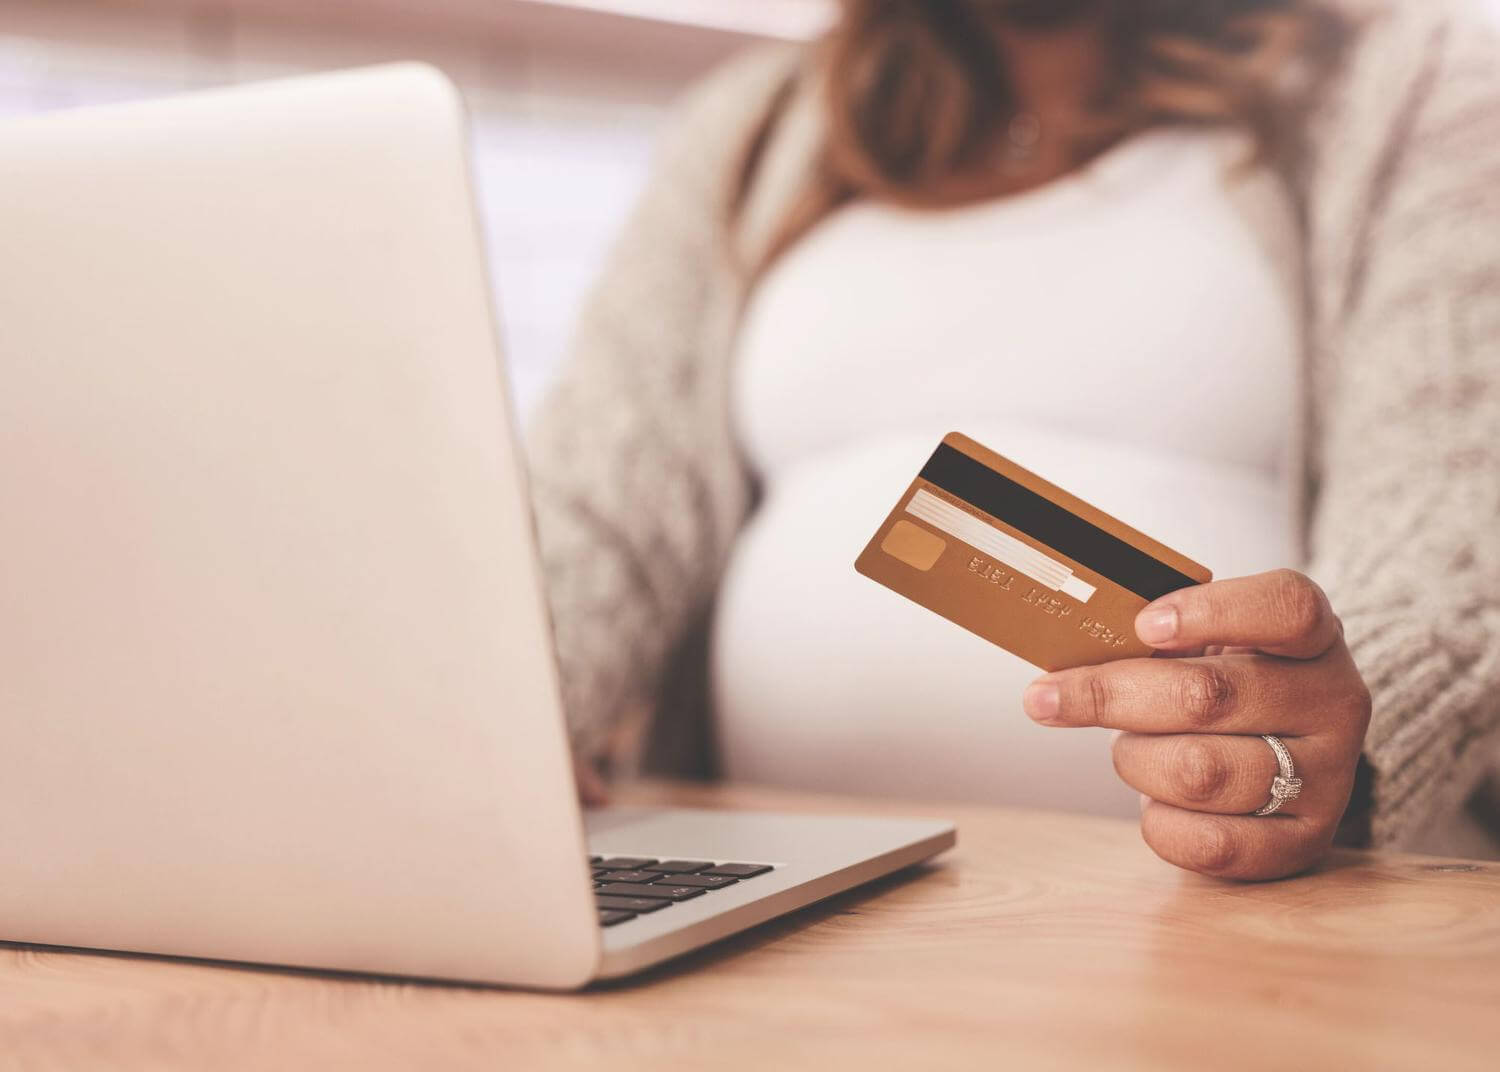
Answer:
3;780;1498;1071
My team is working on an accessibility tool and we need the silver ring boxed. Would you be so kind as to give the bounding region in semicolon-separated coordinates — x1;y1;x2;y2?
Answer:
1252;734;1303;816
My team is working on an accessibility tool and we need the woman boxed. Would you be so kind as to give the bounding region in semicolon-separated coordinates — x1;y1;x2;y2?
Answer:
528;0;1500;878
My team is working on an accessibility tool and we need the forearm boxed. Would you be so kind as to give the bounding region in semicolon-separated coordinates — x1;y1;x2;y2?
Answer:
1309;286;1500;849
525;49;792;762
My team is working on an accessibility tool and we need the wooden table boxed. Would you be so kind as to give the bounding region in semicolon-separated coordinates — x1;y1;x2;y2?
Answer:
3;781;1498;1070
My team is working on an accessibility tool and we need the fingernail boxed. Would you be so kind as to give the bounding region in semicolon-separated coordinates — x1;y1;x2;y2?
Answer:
1023;680;1061;724
1136;604;1179;645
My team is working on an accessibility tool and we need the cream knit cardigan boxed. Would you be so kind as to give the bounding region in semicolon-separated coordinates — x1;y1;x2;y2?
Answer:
527;0;1500;851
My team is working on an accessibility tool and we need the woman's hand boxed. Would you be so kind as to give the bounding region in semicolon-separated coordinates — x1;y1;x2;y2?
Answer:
1022;569;1372;880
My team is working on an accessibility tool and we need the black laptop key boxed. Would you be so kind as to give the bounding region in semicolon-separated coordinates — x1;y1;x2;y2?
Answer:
656;872;736;889
642;860;713;874
598;909;636;927
597;857;657;870
597;882;704;902
703;863;774;878
595;894;670;913
589;856;603;864
596;869;661;883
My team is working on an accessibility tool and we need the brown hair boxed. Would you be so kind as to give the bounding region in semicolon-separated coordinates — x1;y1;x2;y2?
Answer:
731;0;1348;274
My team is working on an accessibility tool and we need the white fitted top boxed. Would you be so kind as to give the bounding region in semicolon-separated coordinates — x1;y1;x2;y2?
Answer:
711;129;1303;815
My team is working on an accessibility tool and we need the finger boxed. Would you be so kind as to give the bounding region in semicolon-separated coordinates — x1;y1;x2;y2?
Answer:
1024;652;1356;737
1139;799;1334;881
1135;569;1341;659
1112;732;1338;816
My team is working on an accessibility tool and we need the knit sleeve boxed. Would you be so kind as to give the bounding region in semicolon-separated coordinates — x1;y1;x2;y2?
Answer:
523;49;797;763
1309;9;1500;849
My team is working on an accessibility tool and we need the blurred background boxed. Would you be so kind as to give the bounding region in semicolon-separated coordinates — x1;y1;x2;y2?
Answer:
0;0;835;413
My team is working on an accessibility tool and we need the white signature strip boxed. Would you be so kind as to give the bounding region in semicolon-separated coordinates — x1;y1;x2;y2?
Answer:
905;488;1097;604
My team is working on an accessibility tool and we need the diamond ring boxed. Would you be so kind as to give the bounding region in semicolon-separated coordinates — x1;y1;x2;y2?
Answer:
1252;734;1303;816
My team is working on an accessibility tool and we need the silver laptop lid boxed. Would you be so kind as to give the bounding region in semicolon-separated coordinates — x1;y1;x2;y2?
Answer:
0;65;599;988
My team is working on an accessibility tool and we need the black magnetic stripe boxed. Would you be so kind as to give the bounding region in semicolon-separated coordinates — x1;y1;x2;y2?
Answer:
917;443;1199;602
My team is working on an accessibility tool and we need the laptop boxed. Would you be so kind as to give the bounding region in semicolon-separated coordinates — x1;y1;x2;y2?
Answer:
0;64;954;989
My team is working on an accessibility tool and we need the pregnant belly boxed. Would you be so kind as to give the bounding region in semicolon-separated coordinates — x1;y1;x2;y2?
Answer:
710;424;1297;816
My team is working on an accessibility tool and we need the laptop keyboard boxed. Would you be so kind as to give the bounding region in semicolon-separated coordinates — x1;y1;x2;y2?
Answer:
589;856;775;927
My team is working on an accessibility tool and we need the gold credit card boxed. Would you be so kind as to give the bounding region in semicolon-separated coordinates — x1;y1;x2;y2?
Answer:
855;433;1212;671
